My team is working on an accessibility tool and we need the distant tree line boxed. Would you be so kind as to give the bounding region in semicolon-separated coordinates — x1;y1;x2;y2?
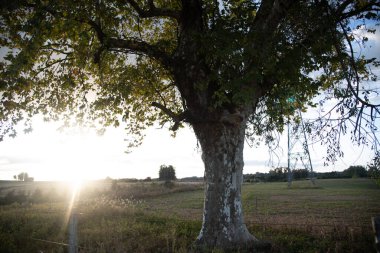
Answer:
244;167;311;183
244;164;377;183
107;155;380;185
13;172;34;182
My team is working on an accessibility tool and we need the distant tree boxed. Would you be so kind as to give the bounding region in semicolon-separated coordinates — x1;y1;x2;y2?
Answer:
266;167;286;182
16;172;33;182
368;153;380;185
344;165;367;178
17;172;28;181
159;165;176;181
293;169;308;180
254;173;266;182
243;174;255;183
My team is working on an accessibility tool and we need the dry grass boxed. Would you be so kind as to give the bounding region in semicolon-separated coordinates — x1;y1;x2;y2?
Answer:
0;178;379;252
108;181;203;200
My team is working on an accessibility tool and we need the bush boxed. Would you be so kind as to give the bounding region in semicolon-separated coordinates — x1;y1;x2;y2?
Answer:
163;180;175;189
0;190;28;205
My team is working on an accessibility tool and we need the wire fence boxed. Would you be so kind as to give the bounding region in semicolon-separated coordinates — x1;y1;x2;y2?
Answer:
29;208;379;253
31;209;81;253
24;194;379;252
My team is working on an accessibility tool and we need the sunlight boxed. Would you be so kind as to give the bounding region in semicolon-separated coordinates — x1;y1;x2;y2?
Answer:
28;122;113;181
69;178;83;195
63;176;82;237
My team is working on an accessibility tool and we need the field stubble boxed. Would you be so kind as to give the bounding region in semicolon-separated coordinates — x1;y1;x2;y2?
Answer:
0;178;379;252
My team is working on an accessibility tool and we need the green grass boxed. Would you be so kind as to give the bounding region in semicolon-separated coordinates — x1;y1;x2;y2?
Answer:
0;178;379;252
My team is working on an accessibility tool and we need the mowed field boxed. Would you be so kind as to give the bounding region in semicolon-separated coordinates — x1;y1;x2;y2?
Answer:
0;178;379;253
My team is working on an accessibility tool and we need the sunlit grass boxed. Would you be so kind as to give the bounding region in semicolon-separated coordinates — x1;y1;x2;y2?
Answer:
0;179;378;252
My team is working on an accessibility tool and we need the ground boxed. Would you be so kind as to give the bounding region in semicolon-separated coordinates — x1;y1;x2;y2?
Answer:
0;178;379;252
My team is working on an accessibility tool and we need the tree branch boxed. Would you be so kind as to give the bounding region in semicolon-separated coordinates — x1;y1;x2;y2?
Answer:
337;1;380;21
249;0;297;92
252;0;296;35
85;19;173;67
107;38;172;67
324;3;380;109
124;0;180;21
151;102;187;131
320;0;380;145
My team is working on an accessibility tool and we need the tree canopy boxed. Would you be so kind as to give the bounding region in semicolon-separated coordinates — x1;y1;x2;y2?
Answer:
0;0;379;156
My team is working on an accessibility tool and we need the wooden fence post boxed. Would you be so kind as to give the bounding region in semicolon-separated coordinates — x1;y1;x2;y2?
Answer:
373;216;380;253
69;209;78;253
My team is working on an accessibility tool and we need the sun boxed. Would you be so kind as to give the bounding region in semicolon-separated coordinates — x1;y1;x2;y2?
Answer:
68;177;84;192
30;124;110;182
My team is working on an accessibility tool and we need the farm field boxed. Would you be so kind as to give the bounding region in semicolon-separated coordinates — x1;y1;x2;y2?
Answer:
0;178;379;252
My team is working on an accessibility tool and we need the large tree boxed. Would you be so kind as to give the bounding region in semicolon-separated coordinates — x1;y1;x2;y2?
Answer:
1;0;379;251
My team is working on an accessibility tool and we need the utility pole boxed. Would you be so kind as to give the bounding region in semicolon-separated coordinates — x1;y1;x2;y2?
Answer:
287;109;316;187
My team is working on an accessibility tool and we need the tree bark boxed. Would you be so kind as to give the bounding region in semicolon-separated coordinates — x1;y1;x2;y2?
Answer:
192;119;268;252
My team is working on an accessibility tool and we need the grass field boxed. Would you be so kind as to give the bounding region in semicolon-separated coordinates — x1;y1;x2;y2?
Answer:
0;178;379;252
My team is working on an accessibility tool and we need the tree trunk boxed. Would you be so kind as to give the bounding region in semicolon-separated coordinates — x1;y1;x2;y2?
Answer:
192;120;268;252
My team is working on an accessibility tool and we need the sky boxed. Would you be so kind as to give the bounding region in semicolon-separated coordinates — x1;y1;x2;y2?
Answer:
0;115;376;181
0;16;379;182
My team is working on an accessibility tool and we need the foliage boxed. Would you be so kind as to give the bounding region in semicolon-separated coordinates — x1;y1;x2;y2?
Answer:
368;152;380;186
14;172;34;182
292;169;309;180
143;177;152;182
245;168;374;183
343;165;368;178
0;1;378;158
159;164;176;181
316;171;350;180
245;169;323;183
266;167;287;182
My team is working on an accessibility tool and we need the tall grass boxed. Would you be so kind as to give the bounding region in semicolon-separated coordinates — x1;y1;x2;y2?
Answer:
0;179;379;252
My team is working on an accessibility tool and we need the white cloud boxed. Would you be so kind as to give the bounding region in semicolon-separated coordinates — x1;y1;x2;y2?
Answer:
352;24;380;59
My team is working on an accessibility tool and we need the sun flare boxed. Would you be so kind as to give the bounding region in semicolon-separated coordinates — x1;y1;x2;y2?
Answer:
28;124;111;181
64;176;82;233
69;178;83;193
